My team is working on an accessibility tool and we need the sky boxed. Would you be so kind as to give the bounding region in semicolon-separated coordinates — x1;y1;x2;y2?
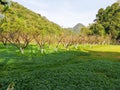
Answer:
13;0;116;28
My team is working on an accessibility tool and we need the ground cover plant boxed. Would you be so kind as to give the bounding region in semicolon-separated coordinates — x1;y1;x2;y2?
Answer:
0;1;120;90
0;44;120;90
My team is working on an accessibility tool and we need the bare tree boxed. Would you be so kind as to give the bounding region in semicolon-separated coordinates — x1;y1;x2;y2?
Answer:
0;31;8;46
33;31;48;54
7;31;32;54
62;35;73;50
54;33;65;51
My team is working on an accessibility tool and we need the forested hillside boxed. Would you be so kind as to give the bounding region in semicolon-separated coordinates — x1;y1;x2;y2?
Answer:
0;1;65;54
1;2;63;35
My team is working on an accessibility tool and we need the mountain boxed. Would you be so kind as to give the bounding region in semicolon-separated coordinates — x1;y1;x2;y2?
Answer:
66;23;85;33
72;23;85;33
1;2;63;35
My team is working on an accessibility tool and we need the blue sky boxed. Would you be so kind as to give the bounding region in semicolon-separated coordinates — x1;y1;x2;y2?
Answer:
13;0;116;27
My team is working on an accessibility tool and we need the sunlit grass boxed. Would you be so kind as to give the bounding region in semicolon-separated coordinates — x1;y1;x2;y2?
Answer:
88;45;120;52
86;45;120;61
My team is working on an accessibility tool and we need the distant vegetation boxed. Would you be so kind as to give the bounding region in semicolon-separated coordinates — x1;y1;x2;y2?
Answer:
65;23;85;33
82;2;120;43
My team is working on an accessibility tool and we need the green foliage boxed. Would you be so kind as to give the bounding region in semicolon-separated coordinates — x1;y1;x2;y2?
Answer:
90;23;105;36
0;44;120;90
0;0;11;6
80;27;92;35
0;1;65;54
90;2;120;39
0;0;10;24
2;2;63;35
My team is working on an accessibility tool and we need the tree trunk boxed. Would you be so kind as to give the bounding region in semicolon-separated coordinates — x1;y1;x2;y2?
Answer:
74;44;78;49
54;47;58;52
20;47;24;54
40;48;44;54
6;82;15;90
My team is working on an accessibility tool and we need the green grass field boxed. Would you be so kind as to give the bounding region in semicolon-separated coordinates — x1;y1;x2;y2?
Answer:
0;44;120;90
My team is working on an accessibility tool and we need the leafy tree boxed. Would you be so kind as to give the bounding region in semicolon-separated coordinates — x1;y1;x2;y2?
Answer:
0;0;11;46
90;23;105;36
0;1;64;54
1;15;33;54
33;30;47;54
0;0;11;16
90;2;120;40
80;27;92;36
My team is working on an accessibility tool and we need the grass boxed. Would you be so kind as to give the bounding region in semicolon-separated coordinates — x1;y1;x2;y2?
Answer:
0;44;120;90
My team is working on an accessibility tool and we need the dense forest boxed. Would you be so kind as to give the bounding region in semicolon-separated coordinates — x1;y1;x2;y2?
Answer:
82;2;120;42
0;1;63;34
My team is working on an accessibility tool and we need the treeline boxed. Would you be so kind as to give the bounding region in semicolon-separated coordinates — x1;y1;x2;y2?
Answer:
0;31;112;54
81;2;120;43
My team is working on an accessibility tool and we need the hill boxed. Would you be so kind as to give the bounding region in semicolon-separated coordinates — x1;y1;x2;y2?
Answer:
1;2;63;35
66;23;85;33
72;23;85;33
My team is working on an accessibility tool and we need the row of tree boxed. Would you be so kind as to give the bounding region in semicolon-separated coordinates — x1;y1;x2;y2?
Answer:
0;1;63;54
0;30;112;54
0;1;119;54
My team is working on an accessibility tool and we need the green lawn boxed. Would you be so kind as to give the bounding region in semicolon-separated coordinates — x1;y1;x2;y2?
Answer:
0;44;120;90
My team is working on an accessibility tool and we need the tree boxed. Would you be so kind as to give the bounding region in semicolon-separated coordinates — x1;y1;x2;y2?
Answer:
0;0;11;45
80;27;92;36
54;33;65;51
0;0;11;15
33;31;48;54
1;16;32;54
90;23;105;36
90;2;120;41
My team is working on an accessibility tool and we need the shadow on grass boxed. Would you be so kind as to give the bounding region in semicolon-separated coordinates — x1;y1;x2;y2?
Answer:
0;46;120;90
0;45;120;67
0;46;119;73
87;50;120;61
